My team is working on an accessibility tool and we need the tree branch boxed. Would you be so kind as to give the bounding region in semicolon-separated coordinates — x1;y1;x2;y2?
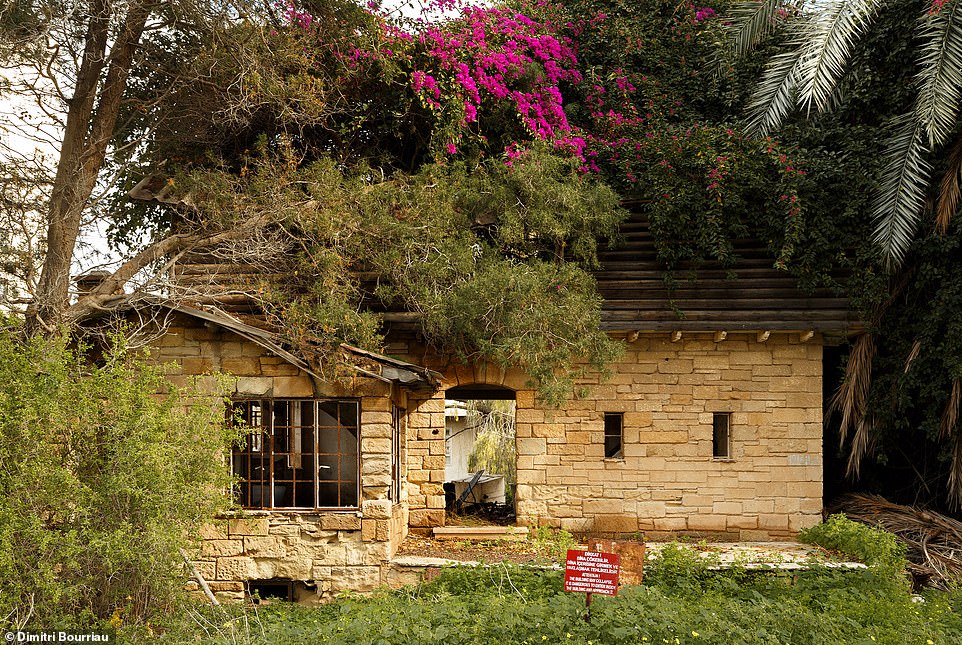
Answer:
64;213;273;324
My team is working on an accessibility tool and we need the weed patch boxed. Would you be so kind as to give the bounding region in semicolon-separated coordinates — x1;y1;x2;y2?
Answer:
799;513;907;572
137;554;962;644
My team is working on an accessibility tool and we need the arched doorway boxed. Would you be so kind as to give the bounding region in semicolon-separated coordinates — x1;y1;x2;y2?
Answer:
444;384;516;523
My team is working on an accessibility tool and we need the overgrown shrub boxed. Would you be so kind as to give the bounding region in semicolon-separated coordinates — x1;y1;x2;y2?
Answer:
799;513;907;573
643;541;719;590
528;526;578;561
0;327;237;629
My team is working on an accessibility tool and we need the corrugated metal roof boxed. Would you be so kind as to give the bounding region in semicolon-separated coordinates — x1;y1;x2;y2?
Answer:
88;296;441;392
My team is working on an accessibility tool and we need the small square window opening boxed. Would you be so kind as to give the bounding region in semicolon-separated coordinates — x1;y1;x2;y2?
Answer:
712;412;731;459
604;413;623;459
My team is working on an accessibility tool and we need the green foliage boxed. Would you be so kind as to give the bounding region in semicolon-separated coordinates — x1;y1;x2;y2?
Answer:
143;560;962;644
528;526;579;561
466;400;516;489
0;325;237;629
721;0;962;508
111;0;881;410
177;144;625;402
644;541;720;590
799;514;907;573
848;217;962;506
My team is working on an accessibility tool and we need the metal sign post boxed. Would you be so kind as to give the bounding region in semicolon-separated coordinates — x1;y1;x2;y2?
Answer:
563;549;621;623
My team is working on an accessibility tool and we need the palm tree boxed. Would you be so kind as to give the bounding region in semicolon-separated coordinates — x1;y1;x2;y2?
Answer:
726;1;962;508
725;0;962;268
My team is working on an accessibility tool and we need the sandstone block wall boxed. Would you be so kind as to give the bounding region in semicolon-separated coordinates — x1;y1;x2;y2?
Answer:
153;314;826;600
400;332;824;540
150;314;410;600
190;510;395;602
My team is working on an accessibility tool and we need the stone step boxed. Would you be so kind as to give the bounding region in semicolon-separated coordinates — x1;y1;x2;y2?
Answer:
432;526;530;541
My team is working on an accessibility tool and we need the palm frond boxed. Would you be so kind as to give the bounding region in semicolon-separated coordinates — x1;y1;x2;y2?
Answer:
904;338;922;373
941;378;961;439
950;430;962;509
744;0;882;135
827;332;878;478
794;0;884;115
873;113;932;267
916;2;962;149
828;332;874;450
936;132;962;233
847;416;876;479
724;0;789;58
745;47;804;136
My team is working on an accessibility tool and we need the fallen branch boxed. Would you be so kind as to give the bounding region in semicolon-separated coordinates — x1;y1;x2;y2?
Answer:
180;548;220;606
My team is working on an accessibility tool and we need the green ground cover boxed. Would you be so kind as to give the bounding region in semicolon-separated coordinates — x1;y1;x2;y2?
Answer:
130;520;962;644
136;562;962;644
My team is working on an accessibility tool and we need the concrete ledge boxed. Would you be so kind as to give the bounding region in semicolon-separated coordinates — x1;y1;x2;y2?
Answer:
391;555;468;567
432;526;530;541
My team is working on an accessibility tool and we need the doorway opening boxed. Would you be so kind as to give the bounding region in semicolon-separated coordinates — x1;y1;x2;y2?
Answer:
444;384;516;525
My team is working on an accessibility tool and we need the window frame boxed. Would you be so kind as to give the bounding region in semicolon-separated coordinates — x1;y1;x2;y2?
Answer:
230;398;361;511
712;412;732;461
390;405;405;501
603;412;624;459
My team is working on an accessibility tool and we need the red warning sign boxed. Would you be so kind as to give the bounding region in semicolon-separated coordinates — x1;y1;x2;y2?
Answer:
563;549;620;596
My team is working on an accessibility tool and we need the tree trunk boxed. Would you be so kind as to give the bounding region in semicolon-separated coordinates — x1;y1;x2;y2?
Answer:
29;0;154;332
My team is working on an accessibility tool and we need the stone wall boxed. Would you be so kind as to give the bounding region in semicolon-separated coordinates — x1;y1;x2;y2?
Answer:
154;314;825;600
400;331;823;540
150;314;410;601
190;503;395;603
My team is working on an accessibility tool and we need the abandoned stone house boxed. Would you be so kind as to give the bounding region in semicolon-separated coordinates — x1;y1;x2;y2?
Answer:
104;213;853;602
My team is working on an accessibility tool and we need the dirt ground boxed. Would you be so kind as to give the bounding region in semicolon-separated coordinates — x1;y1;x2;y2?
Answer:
395;533;559;565
394;532;846;569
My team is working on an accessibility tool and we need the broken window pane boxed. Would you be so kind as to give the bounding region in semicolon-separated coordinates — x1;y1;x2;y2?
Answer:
231;399;360;510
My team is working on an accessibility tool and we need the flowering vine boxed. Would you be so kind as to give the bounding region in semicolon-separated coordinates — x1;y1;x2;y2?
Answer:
401;1;586;158
272;0;810;272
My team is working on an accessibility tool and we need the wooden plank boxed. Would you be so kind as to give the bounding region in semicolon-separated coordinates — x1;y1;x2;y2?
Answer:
601;309;855;321
594;286;841;297
599;298;848;310
599;249;775;261
596;268;814;279
599;320;853;332
175;263;265;274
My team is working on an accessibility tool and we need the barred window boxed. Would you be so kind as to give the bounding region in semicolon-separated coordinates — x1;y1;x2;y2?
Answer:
231;399;359;509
